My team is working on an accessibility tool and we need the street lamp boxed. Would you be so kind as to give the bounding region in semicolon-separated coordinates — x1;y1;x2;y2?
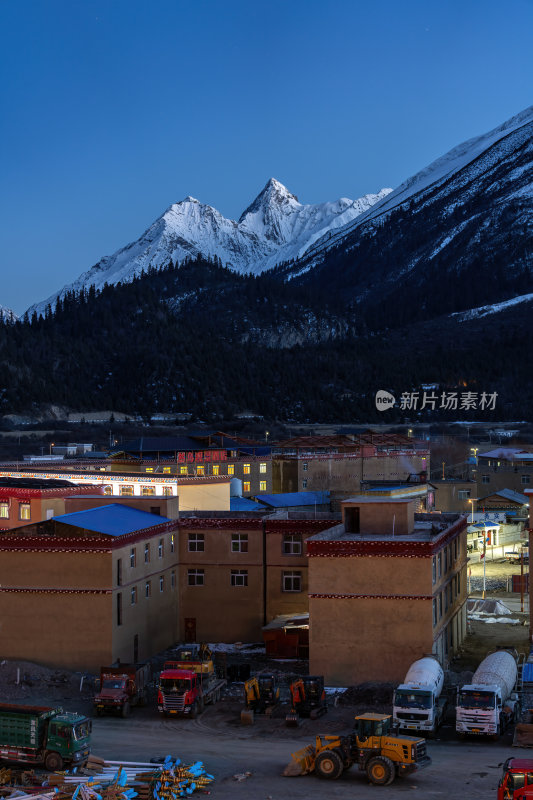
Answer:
49;442;55;456
468;498;477;524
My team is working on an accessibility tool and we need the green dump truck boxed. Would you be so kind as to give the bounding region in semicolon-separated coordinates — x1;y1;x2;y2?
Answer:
0;703;91;771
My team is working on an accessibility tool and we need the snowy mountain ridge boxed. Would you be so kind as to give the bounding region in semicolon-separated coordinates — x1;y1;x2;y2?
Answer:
28;179;391;316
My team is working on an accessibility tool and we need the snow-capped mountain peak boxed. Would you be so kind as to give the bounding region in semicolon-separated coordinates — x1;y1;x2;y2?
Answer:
28;179;390;315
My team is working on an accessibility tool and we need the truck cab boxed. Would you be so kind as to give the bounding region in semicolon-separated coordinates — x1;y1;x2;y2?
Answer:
393;685;439;733
456;683;502;735
158;668;200;716
498;758;533;800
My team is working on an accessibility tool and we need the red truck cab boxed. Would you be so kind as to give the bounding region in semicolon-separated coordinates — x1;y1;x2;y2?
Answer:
498;759;533;799
157;668;201;717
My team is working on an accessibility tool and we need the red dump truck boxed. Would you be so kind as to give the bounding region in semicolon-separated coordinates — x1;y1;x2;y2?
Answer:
93;663;150;717
498;758;533;799
157;645;226;717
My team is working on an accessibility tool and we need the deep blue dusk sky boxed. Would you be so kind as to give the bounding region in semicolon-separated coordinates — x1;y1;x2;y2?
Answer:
1;0;532;315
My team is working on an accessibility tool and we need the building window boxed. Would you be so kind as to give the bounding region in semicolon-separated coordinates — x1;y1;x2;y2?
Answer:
454;538;458;560
457;490;471;499
243;481;251;493
145;580;151;598
303;462;308;471
163;467;171;474
188;569;204;586
439;592;442;618
171;533;175;553
227;464;235;475
159;575;164;592
444;547;448;573
231;533;248;553
156;538;163;558
259;463;267;473
433;598;437;626
117;558;122;586
432;556;436;585
259;480;267;492
0;502;9;519
19;503;31;521
243;464;251;475
144;543;150;563
437;552;442;578
302;479;308;489
171;570;176;589
163;486;173;496
150;506;161;516
131;586;137;605
145;467;154;473
283;533;302;555
180;466;188;475
457;570;461;594
282;571;302;592
196;465;205;476
130;547;136;568
188;533;205;552
522;475;531;485
482;475;490;484
231;570;248;587
141;486;155;496
445;586;449;612
117;593;122;626
213;464;220;476
103;485;113;495
120;485;134;496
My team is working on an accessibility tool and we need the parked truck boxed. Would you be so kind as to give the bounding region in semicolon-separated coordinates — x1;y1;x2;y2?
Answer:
456;650;519;738
157;645;226;717
497;757;533;799
393;656;446;736
0;703;91;771
93;663;150;717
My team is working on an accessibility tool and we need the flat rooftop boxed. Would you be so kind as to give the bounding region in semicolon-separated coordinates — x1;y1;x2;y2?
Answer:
309;513;463;544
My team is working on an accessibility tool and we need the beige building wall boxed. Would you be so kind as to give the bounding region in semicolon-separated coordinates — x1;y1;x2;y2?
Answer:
178;482;230;511
433;480;476;513
265;529;309;621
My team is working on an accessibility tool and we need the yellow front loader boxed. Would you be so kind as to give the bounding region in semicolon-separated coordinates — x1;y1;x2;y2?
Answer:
284;713;431;786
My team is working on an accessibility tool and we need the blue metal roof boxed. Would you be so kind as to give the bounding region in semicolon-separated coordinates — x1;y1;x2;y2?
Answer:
230;497;266;512
257;491;330;508
53;504;172;536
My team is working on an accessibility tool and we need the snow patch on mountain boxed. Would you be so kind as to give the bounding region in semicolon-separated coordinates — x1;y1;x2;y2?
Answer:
451;293;533;321
0;306;18;323
28;178;391;316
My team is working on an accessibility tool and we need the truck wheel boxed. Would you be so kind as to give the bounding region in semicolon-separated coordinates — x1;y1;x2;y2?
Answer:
45;752;63;772
367;756;394;785
121;701;131;718
315;749;344;780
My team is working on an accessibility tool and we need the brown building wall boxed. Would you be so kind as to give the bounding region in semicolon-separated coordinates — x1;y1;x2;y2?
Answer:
265;529;309;620
342;501;414;537
476;465;533;497
433;481;476;513
291;453;429;494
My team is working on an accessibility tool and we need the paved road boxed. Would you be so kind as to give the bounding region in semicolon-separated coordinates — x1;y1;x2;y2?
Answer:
90;705;517;799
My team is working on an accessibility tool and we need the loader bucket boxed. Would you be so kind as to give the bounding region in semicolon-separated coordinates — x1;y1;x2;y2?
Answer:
283;744;316;777
513;723;533;747
285;709;299;727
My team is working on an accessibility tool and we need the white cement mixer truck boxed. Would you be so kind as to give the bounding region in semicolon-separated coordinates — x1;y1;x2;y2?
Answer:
392;656;446;735
456;650;520;738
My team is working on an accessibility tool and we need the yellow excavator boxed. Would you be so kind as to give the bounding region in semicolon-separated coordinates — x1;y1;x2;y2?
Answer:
284;713;431;785
240;674;280;724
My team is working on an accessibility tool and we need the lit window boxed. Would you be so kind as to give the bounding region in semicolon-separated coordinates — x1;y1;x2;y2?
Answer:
163;467;171;474
180;466;188;475
159;575;164;592
0;502;9;519
231;534;248;552
188;569;204;586
158;538;164;558
145;580;151;598
213;465;219;476
141;486;155;496
130;548;136;568
283;534;302;555
144;543;150;563
243;464;251;475
196;465;205;476
19;503;31;521
282;571;302;592
243;481;251;493
170;533;175;553
145;467;154;473
131;587;137;605
103;485;113;495
227;464;235;475
231;570;248;587
259;463;267;473
163;486;173;496
120;485;134;496
188;533;205;552
259;481;267;492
